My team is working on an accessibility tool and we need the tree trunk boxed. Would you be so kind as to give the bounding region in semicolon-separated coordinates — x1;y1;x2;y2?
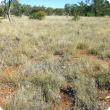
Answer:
8;0;12;22
4;14;7;19
22;13;24;18
93;7;97;16
8;13;12;22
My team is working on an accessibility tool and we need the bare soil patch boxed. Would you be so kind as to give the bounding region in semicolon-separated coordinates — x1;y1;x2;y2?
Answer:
52;82;72;110
0;84;15;108
0;66;20;108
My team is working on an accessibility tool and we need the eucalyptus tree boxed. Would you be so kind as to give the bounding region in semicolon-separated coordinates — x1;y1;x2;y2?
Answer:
71;4;79;16
78;1;87;16
86;0;105;16
64;3;71;16
11;0;21;16
0;0;13;22
104;0;110;16
24;5;32;16
46;7;53;15
19;4;27;17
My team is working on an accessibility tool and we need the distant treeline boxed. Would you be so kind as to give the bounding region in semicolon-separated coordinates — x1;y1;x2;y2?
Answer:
0;0;110;17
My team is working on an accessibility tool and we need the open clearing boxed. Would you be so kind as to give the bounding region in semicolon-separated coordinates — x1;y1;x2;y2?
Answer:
0;16;110;109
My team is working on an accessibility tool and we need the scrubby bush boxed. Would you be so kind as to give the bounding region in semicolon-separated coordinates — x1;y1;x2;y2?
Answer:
29;11;46;20
95;72;110;90
0;42;4;53
4;54;28;66
4;87;50;110
32;72;66;102
89;48;99;55
77;41;89;49
72;13;80;21
101;50;110;60
86;12;95;17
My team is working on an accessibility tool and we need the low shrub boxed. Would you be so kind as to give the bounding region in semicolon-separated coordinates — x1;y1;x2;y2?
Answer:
72;13;80;21
89;48;99;55
29;11;46;20
95;72;110;90
0;43;4;53
101;50;110;60
86;12;95;17
32;72;66;102
4;87;50;110
4;54;27;66
77;41;89;49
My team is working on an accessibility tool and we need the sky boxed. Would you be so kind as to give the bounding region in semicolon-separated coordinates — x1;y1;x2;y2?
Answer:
18;0;85;8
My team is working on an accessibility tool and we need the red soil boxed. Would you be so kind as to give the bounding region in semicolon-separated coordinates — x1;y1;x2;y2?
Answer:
0;66;20;108
51;82;72;110
0;84;15;108
54;92;72;110
52;92;72;110
4;66;20;76
99;90;110;107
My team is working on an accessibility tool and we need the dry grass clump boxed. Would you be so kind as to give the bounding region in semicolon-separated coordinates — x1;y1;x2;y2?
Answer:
0;16;110;109
4;87;50;110
95;71;110;90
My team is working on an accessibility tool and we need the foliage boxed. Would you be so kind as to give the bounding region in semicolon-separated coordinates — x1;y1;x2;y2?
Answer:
0;8;3;16
77;41;89;49
31;6;46;14
95;72;110;89
72;13;80;21
11;0;20;16
46;7;53;15
54;8;65;15
64;3;71;15
29;11;46;20
86;12;95;16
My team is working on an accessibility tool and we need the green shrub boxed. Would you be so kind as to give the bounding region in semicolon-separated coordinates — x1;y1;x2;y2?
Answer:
29;11;46;20
86;12;95;17
77;41;89;49
89;48;99;55
4;54;27;66
72;13;80;21
32;72;66;102
95;72;110;89
0;43;4;53
101;50;110;60
4;87;50;110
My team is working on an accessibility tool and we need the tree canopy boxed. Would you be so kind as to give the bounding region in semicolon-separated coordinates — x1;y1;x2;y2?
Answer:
0;0;110;21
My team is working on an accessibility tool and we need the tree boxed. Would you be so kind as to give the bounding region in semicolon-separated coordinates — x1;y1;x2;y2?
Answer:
46;7;53;15
78;1;87;16
11;0;20;16
86;0;105;16
24;5;32;16
31;6;46;14
54;8;64;15
71;4;79;16
0;8;3;16
0;0;13;22
18;4;27;17
104;0;110;16
64;3;71;16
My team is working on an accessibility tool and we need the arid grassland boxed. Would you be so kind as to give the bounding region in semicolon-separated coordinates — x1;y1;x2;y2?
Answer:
0;16;110;110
